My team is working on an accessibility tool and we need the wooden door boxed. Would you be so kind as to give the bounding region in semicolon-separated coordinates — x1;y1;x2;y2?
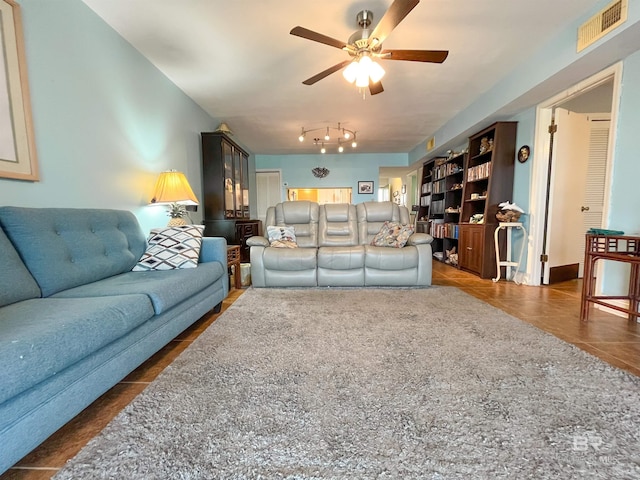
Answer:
544;108;590;284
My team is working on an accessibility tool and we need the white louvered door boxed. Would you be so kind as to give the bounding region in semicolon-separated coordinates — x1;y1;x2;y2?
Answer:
578;117;610;276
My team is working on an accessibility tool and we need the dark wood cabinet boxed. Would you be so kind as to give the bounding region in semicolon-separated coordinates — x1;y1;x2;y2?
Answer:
201;132;260;262
458;223;492;277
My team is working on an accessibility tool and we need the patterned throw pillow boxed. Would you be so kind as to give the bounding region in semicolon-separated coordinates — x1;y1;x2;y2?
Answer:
133;225;204;271
266;225;298;248
370;221;414;248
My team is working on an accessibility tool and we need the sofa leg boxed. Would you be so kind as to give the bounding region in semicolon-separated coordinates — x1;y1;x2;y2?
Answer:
213;301;222;314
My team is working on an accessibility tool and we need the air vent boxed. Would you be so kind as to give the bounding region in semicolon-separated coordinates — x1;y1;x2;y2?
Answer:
577;0;627;52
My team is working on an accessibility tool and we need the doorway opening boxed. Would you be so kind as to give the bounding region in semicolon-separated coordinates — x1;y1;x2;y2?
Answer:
287;188;352;204
528;63;621;287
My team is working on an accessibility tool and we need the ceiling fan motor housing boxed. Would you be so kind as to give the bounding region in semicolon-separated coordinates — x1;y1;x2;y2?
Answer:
357;10;373;28
349;10;374;49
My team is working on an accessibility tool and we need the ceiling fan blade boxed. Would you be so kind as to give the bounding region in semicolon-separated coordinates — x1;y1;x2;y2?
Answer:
302;60;352;85
369;80;384;95
380;49;449;63
290;26;347;50
369;0;420;47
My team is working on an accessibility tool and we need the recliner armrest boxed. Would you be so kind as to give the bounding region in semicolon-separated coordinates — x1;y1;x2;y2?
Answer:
407;233;434;246
247;236;269;247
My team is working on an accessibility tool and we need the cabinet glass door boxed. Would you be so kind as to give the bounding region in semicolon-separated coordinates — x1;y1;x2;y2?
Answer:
233;149;243;218
241;154;249;217
223;142;234;218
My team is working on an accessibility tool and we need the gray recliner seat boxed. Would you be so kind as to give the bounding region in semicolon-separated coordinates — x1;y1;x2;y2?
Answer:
317;203;364;286
357;201;432;286
248;201;319;287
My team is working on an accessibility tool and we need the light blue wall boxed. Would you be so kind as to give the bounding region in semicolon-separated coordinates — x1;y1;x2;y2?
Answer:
406;0;640;291
0;0;217;233
256;153;408;205
507;107;536;271
601;48;640;293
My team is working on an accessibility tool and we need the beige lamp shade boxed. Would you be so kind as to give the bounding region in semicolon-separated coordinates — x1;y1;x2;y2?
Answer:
149;170;199;206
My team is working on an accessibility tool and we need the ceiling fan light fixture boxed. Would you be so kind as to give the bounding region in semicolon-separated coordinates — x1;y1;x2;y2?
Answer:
369;61;385;83
355;59;370;88
343;61;359;83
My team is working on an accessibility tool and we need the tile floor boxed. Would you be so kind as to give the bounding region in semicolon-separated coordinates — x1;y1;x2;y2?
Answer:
3;263;639;479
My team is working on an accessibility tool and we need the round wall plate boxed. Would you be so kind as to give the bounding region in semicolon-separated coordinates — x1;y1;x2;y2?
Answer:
518;145;530;163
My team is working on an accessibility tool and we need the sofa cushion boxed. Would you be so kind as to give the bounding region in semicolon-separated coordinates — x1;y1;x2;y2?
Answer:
0;295;155;404
273;201;318;248
0;227;41;307
356;202;409;245
0;207;147;297
133;225;204;271
364;245;419;270
317;246;365;269
263;247;317;271
318;204;358;247
52;262;224;315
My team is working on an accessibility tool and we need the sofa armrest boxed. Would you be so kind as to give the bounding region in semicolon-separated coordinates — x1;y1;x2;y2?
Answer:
407;232;434;246
199;237;228;265
247;236;269;248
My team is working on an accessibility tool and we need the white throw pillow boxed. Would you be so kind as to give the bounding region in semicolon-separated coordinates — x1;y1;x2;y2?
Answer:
266;225;298;248
133;225;204;271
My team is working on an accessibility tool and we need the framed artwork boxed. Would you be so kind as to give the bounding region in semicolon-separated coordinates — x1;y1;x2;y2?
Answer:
0;0;38;181
358;181;374;194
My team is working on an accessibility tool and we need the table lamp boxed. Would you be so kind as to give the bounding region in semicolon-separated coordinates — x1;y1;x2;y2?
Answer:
149;169;199;226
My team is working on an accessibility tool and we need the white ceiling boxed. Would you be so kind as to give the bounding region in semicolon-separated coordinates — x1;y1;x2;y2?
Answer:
82;0;603;156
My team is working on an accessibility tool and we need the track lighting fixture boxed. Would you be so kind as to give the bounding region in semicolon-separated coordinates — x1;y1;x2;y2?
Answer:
297;123;357;153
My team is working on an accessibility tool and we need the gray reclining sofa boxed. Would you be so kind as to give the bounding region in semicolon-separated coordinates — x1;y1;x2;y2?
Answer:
247;201;433;287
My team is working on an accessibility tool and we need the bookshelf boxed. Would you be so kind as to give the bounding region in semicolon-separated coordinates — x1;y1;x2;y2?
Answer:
458;122;517;278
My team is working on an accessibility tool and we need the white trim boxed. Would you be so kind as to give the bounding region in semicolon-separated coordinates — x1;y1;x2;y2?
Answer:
527;62;622;287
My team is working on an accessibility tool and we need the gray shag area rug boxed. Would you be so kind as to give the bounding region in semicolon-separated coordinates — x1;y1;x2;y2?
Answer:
55;287;640;479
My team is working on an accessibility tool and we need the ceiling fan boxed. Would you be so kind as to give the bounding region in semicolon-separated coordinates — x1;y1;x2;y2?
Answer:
290;0;448;96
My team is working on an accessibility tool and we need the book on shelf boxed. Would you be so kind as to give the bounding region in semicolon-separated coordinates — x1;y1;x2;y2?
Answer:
432;179;446;194
467;162;492;181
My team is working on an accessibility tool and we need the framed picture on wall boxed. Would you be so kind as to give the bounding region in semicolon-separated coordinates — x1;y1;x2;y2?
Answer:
0;0;38;181
358;181;374;194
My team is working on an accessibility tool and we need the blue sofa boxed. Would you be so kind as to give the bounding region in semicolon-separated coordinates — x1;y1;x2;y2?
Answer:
0;207;228;474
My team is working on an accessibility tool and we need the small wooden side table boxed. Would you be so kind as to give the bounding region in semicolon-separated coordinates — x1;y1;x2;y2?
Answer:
227;245;242;290
580;234;640;322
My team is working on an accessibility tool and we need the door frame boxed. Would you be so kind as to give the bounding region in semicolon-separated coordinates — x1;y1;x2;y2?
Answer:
527;62;622;286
